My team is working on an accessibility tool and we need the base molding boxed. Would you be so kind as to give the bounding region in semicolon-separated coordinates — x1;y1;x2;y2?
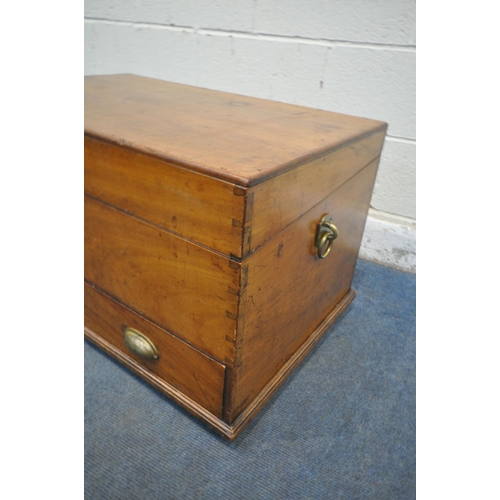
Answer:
85;289;356;440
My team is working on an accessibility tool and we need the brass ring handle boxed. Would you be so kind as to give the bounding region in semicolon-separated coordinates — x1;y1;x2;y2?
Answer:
315;214;339;259
318;231;334;259
123;327;159;360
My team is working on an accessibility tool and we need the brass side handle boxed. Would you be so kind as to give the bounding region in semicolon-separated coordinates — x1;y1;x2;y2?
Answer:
123;327;159;360
315;214;339;259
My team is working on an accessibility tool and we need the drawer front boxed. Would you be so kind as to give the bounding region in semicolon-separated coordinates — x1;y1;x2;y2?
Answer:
84;195;239;362
85;282;226;418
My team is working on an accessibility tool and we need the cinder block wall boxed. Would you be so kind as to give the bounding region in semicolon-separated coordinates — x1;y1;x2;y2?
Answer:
84;0;416;272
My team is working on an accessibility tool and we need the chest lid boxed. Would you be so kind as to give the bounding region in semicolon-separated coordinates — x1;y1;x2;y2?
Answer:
85;74;385;187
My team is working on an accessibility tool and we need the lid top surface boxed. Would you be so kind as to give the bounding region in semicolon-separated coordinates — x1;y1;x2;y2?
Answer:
85;74;386;187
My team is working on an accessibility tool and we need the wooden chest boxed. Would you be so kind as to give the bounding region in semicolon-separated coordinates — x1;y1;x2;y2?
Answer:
84;74;387;439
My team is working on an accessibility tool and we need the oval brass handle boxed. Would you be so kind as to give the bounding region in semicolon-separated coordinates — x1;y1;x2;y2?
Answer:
315;214;339;259
123;327;159;360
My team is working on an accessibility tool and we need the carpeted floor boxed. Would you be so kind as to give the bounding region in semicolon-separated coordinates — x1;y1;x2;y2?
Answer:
85;258;416;499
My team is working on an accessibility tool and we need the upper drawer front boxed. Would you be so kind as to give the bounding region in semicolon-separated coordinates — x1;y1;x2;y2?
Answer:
85;282;225;418
85;136;246;258
84;195;239;362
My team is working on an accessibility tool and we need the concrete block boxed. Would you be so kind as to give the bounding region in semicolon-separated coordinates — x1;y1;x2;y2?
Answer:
372;139;416;219
83;21;197;84
84;0;164;23
86;0;415;46
85;0;255;31
176;0;255;31
321;46;415;139
84;21;98;75
255;0;416;46
196;33;327;108
197;35;414;139
84;0;168;24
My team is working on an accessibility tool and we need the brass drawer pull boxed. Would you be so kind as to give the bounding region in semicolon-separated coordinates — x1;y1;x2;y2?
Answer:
315;214;339;259
123;327;159;360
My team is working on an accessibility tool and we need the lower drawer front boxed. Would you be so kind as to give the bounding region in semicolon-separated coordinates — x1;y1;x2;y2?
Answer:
84;282;225;419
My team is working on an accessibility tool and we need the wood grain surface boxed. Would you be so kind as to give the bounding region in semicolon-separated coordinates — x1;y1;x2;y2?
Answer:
84;195;239;362
245;130;385;255
231;158;380;418
85;136;246;258
85;282;226;418
227;290;356;435
85;74;387;187
84;74;388;435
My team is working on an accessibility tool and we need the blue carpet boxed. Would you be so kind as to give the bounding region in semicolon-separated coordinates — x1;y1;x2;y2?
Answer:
85;258;416;499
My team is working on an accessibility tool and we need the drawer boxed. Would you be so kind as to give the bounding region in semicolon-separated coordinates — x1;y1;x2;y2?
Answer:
84;282;226;418
84;195;239;362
